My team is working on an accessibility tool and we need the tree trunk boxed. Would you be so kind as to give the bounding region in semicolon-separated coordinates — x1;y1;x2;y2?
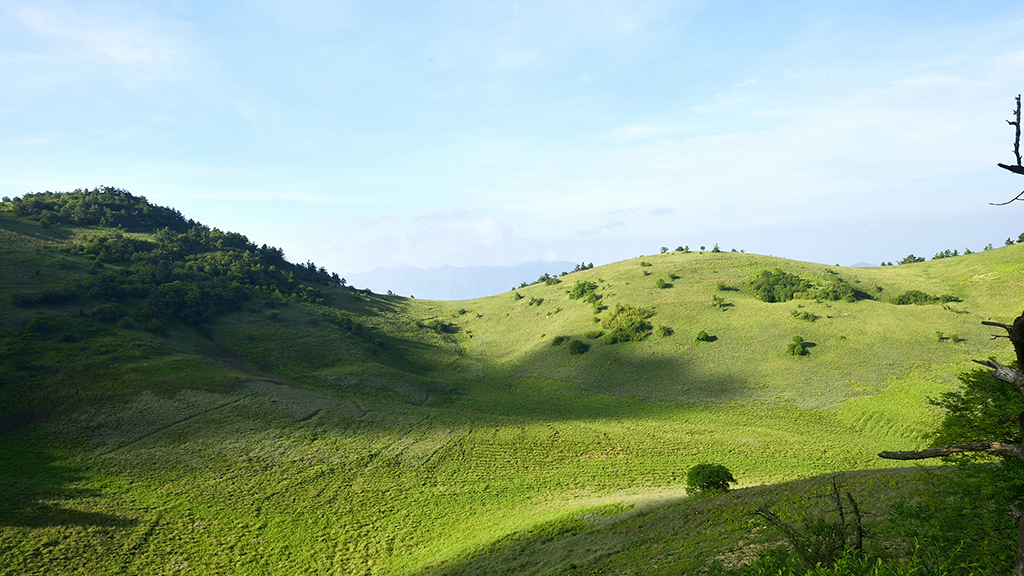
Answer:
1013;505;1024;576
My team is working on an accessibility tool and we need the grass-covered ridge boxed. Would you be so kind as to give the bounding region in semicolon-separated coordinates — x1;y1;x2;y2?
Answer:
2;190;1024;574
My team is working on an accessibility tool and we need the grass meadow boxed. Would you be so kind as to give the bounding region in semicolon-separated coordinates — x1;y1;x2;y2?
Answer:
3;213;1024;574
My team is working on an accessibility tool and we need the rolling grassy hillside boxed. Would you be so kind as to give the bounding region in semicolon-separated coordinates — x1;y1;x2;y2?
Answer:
2;194;1022;574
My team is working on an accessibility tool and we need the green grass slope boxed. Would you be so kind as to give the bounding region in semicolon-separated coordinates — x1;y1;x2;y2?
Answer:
2;194;1022;575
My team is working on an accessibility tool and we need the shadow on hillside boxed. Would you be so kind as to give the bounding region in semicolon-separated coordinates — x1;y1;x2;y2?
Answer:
523;341;749;406
0;441;135;529
0;214;75;242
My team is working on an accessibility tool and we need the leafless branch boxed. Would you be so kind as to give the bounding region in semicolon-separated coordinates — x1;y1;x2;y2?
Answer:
879;442;1022;460
990;193;1024;206
983;321;1016;331
1009;94;1022;167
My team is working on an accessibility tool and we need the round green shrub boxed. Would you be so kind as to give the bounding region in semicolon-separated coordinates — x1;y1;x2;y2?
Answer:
686;463;736;494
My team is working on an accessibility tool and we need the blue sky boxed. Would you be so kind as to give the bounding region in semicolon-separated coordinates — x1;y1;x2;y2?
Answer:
2;1;1023;275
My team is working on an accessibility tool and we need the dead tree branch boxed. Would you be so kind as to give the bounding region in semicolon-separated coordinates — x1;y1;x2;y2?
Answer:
879;441;1022;461
994;95;1023;204
1009;94;1022;168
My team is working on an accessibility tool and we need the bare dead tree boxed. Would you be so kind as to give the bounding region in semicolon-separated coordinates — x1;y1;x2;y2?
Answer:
993;94;1024;205
880;96;1024;574
753;475;868;570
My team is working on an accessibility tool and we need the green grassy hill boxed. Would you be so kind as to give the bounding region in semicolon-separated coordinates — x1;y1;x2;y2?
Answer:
2;191;1022;574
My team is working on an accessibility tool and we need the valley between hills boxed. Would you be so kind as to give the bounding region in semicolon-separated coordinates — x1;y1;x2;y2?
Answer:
2;190;1023;574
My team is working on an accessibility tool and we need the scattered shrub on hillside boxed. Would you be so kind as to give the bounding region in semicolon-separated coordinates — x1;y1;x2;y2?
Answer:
892;290;960;305
89;304;125;323
933;249;960;260
711;243;721;253
455;308;469;316
751;269;812;303
567;280;602;308
551;335;569;346
528;297;544;306
669;273;680;280
716;282;737;291
639;261;652;267
899;254;926;264
686;463;735;494
817;278;859;302
660;246;668;254
711;295;730;309
694;330;714;343
567;340;589;355
656;325;673;337
422;319;458;334
788;336;809;356
583;329;604;339
791;309;819;322
512;291;524;300
602;305;654;344
655;278;670;289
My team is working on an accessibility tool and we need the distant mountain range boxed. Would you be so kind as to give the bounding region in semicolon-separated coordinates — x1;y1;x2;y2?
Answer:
345;260;580;300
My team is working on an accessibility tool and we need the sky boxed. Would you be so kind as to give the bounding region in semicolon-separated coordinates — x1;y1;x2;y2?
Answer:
2;1;1024;277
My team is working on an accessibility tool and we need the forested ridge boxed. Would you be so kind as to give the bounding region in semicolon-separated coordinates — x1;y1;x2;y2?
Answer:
5;187;346;328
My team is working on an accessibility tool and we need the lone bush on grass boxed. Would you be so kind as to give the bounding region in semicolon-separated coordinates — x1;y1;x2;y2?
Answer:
791;309;818;322
694;330;713;343
788;335;809;356
567;340;589;355
686;463;735;494
602;305;654;343
568;280;604;312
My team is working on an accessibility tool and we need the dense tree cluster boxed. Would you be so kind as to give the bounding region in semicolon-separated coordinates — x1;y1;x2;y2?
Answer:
751;270;866;304
6;187;192;232
750;269;813;303
891;290;959;306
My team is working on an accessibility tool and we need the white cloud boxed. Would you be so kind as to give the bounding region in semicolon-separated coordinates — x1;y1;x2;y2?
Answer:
474;219;513;246
14;3;197;71
415;207;470;224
